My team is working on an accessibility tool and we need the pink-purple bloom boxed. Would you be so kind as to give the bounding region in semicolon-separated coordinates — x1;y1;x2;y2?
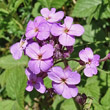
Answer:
51;16;84;46
79;47;100;77
25;16;50;40
48;66;80;99
26;42;54;74
10;38;27;60
25;68;46;93
40;8;64;23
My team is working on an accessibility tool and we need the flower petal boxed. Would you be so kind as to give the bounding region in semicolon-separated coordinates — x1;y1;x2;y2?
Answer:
37;31;50;40
26;81;33;91
25;20;37;39
52;82;64;95
68;85;78;97
34;16;46;26
41;44;54;59
64;16;73;29
66;71;81;85
51;23;63;36
48;66;65;83
40;58;53;72
10;42;23;60
62;84;72;99
28;60;40;74
68;24;84;36
85;47;93;59
26;42;40;59
59;33;75;46
84;65;97;77
48;11;64;23
92;54;100;66
79;49;88;62
40;8;50;18
34;77;46;93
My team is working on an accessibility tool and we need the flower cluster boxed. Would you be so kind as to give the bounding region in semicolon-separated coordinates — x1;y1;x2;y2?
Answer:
10;8;107;99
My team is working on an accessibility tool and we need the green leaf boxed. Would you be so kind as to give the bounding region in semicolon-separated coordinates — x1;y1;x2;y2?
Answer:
44;77;52;88
6;66;27;109
60;98;77;110
0;55;28;69
38;0;67;9
82;25;94;43
101;88;110;109
72;0;102;17
0;68;12;87
32;2;41;17
0;100;24;110
0;100;15;110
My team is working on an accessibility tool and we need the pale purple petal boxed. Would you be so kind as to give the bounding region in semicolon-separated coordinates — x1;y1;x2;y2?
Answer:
48;67;65;83
10;42;23;60
52;82;64;95
68;24;84;36
50;8;56;14
59;33;75;46
84;66;97;77
48;11;64;23
51;24;63;36
64;16;73;29
38;23;49;32
25;20;37;39
66;71;81;85
68;85;78;97
40;44;54;59
28;60;40;74
26;81;33;91
79;49;89;62
34;16;46;26
37;31;50;40
34;77;46;93
26;42;40;59
40;58;53;72
85;48;93;59
92;54;100;66
62;84;72;99
40;8;50;18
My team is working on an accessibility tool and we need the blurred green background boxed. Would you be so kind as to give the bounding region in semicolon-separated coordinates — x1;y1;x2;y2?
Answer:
0;0;110;110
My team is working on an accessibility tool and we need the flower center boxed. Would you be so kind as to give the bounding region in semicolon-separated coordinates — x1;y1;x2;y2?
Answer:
34;28;39;32
87;59;92;64
64;28;69;33
38;54;42;60
46;16;51;20
61;78;66;83
31;80;36;84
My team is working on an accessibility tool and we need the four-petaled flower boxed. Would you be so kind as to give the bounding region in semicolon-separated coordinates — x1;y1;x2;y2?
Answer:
25;16;50;40
79;47;100;77
48;66;80;99
26;42;54;74
40;8;64;23
51;16;84;46
25;68;46;93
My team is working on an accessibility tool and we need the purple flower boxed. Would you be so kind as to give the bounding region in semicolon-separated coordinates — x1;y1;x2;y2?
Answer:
40;8;64;23
25;68;46;93
25;16;50;40
51;16;84;46
79;47;100;77
26;42;54;74
10;38;27;60
48;66;80;99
